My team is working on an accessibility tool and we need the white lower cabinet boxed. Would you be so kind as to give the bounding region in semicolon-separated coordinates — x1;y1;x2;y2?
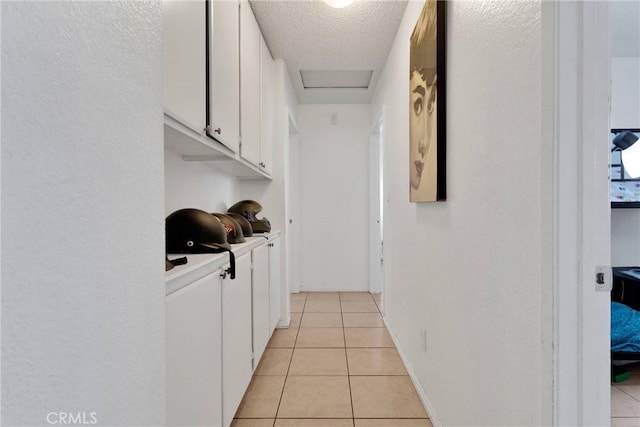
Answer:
222;253;253;427
167;270;222;427
269;236;282;331
166;237;284;427
252;244;270;368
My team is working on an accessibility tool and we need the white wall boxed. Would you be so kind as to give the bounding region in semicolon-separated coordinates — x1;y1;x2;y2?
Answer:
371;1;550;425
612;209;640;265
298;104;370;291
611;58;640;129
165;151;239;215
2;2;166;425
611;57;640;265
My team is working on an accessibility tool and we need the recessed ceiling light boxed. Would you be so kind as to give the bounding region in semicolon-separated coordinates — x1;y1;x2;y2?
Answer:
323;0;354;9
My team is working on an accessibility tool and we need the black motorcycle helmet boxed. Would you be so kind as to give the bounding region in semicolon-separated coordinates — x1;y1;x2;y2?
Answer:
227;200;271;233
211;213;246;244
166;208;231;253
166;208;236;278
226;212;253;237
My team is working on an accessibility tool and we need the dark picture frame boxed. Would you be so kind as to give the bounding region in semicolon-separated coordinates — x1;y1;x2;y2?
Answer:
409;0;446;202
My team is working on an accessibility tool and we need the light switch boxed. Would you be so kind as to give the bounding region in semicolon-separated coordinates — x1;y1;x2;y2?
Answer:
595;265;612;292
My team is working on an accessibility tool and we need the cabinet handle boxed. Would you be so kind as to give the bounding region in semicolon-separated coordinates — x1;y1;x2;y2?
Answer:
268;243;274;247
259;162;265;168
205;126;222;135
220;267;231;279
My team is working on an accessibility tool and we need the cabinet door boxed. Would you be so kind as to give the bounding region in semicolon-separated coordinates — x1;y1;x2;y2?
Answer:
166;271;222;427
209;0;240;152
252;244;270;366
222;253;253;427
269;237;282;332
239;0;261;167
163;0;206;133
260;35;274;175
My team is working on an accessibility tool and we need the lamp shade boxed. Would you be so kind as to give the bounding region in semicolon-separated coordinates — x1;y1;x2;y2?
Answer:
613;131;639;151
615;131;640;178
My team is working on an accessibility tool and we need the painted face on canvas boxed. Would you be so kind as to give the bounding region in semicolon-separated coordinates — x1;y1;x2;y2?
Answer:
409;69;437;190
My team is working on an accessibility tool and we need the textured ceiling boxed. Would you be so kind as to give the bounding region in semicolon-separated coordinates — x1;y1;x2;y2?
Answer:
249;0;408;104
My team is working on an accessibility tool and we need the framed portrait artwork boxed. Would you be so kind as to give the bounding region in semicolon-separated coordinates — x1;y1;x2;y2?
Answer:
409;0;446;202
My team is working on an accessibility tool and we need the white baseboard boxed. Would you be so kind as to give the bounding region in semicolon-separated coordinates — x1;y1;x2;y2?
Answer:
384;317;441;427
276;314;290;329
298;287;370;293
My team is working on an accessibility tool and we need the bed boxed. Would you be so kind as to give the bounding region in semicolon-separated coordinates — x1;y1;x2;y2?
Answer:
612;268;640;367
612;301;640;360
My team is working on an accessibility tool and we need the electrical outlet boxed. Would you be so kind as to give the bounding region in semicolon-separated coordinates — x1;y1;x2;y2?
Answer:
420;328;427;353
595;265;612;292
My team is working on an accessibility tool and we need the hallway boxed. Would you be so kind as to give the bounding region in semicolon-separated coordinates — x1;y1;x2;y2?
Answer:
231;292;432;426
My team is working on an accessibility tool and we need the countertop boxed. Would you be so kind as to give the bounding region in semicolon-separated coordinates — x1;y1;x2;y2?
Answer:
165;231;280;296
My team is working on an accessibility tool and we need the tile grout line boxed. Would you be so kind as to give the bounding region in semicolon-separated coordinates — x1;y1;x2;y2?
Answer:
272;293;304;423
613;383;640;403
621;390;640;404
341;292;356;426
253;293;426;425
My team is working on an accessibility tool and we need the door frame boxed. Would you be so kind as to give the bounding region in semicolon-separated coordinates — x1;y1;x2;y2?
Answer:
285;107;300;294
369;109;384;298
550;2;611;425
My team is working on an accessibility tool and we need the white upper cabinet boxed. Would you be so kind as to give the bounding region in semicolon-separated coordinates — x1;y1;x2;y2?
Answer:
163;0;273;179
240;1;275;176
209;0;241;153
260;36;274;175
163;0;206;133
240;0;262;167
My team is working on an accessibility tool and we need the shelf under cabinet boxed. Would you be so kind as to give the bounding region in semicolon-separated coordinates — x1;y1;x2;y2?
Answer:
164;112;271;180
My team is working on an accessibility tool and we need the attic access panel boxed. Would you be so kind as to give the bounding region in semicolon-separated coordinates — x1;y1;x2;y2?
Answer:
300;70;373;89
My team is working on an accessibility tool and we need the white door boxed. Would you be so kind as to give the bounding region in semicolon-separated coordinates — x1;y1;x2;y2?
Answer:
269;237;283;330
166;271;222;427
260;34;274;174
209;0;240;152
286;111;301;294
369;112;384;299
163;0;206;133
222;254;253;427
252;244;270;365
239;0;261;166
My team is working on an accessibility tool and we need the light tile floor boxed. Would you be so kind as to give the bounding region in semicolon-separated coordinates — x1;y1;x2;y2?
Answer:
232;292;432;427
237;292;640;426
612;363;640;427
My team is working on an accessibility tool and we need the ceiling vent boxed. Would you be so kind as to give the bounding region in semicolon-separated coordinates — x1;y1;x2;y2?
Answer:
300;70;373;89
